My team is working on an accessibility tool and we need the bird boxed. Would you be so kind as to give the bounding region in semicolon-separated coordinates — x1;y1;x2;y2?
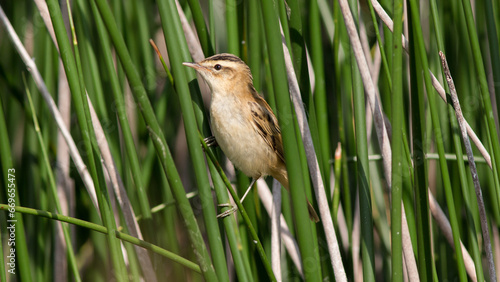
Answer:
183;53;319;222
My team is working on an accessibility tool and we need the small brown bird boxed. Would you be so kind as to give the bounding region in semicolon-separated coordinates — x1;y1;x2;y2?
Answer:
183;53;319;222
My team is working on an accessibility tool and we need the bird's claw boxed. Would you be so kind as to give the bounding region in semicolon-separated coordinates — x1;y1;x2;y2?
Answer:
217;203;237;218
203;136;218;147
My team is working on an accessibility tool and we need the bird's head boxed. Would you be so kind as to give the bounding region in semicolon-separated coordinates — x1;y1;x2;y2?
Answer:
183;53;253;94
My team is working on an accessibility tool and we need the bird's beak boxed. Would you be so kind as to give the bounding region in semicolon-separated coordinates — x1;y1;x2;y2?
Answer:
183;62;204;71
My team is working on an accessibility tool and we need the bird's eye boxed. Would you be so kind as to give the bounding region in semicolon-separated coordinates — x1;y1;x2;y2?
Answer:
214;64;222;70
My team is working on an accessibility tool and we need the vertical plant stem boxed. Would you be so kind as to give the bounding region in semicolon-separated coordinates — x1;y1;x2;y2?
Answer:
460;0;500;191
225;0;238;55
280;23;347;280
201;136;276;281
370;0;493;170
46;0;128;278
366;0;392;91
483;0;500;123
286;0;309;96
260;0;321;279
24;80;81;282
185;0;213;55
207;159;251;282
0;95;31;282
0;7;32;282
271;179;282;281
208;0;215;49
157;1;229;280
429;0;484;278
133;0;156;93
6;0;98;206
352;53;375;282
346;0;374;280
92;0;218;279
337;0;392;187
86;0;152;220
407;7;433;281
309;0;331;187
439;51;497;282
334;5;355;240
408;0;467;280
247;0;261;89
391;0;403;279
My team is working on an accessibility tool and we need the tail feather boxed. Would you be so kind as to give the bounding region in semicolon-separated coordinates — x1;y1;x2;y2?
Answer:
307;199;320;223
272;168;320;223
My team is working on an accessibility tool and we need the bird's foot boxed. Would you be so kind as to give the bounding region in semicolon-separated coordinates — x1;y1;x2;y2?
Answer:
217;203;237;218
203;136;218;147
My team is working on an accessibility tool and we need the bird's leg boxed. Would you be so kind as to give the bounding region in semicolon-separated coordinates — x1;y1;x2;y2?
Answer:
203;136;218;147
240;178;257;203
216;178;258;218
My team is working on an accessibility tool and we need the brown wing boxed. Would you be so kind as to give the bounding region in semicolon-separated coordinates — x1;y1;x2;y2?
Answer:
248;94;285;163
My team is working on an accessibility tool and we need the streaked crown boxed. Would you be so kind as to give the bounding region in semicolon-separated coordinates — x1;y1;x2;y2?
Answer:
183;53;253;93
